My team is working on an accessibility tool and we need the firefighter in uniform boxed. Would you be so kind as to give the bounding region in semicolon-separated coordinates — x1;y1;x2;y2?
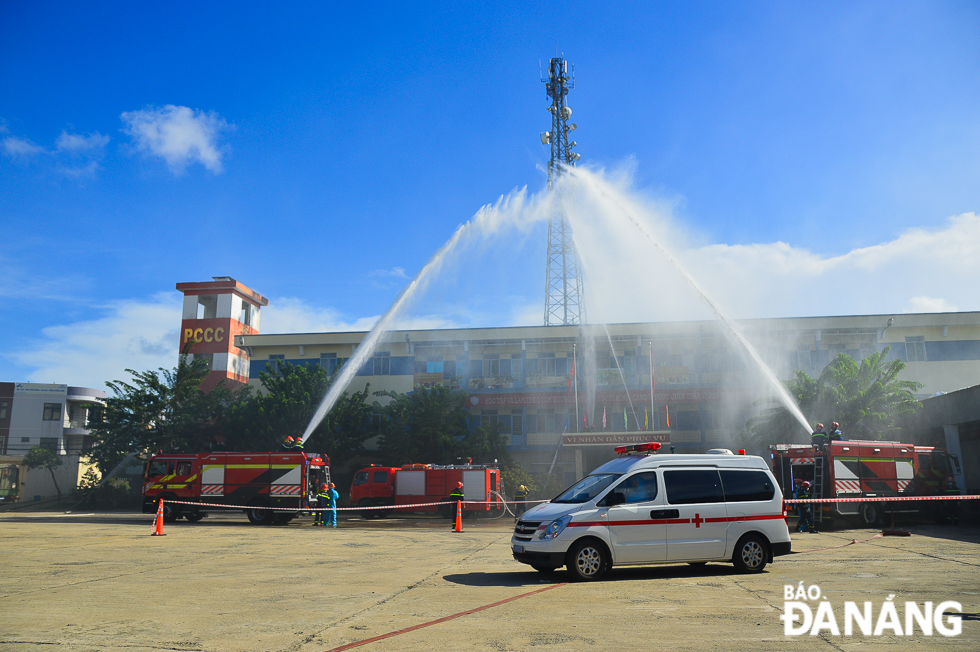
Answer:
292;436;304;452
282;436;294;451
449;481;464;529
796;480;817;533
314;483;329;526
829;422;843;441
943;477;961;526
514;484;529;521
811;423;829;451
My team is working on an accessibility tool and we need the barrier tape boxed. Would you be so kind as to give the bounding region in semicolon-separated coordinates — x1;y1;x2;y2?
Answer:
157;498;546;513
785;494;978;505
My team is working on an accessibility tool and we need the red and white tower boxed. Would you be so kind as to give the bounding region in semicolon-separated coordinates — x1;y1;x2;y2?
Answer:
176;277;268;392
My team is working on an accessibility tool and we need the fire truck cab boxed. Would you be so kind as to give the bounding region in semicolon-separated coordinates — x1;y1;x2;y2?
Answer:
142;451;329;525
770;440;957;527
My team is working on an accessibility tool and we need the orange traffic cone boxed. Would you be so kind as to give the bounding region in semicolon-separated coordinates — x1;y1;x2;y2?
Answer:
151;500;166;536
453;500;463;533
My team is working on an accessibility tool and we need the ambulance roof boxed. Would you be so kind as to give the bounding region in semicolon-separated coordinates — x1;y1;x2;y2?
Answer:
592;454;768;475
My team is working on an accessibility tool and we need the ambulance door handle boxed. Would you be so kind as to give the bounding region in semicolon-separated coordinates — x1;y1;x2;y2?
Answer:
650;509;679;519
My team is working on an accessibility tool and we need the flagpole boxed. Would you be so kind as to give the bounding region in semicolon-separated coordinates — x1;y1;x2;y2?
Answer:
573;343;580;433
649;341;655;431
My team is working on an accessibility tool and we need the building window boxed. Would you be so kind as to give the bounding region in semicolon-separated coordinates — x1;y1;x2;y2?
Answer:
0;400;7;419
483;355;500;377
39;437;59;452
426;357;444;373
905;336;927;362
320;353;338;375
481;410;499;429
269;354;284;373
42;403;62;421
240;303;252;327
373;352;391;376
537;353;556;376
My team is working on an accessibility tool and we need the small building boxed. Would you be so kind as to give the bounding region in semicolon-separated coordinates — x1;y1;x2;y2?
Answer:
0;382;106;502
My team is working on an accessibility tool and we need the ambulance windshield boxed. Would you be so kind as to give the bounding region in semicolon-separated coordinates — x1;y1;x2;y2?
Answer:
553;474;621;504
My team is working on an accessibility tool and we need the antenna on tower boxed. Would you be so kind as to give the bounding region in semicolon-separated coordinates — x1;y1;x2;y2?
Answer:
540;55;585;326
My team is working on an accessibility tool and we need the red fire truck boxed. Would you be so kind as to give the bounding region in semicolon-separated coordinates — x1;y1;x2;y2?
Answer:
142;451;330;525
770;439;959;527
350;463;503;518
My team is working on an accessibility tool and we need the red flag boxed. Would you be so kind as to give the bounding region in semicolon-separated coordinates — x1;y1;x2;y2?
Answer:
583;406;588;426
666;404;670;427
568;354;576;394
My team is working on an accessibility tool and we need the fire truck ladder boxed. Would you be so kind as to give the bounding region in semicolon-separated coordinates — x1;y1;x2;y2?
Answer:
812;455;826;524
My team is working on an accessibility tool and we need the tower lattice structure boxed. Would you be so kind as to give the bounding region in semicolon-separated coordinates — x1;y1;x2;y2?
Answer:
541;56;585;326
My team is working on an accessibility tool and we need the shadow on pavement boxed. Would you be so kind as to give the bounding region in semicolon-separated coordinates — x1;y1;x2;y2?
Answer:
443;562;737;587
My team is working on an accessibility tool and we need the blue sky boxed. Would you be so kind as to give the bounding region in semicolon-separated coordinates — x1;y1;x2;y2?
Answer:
1;1;979;388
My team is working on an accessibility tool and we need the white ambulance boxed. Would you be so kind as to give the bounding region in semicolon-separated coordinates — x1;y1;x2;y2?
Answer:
512;443;792;580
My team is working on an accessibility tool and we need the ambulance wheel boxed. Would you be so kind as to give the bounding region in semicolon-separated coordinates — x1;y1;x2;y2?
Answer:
733;534;768;573
860;503;880;527
246;505;272;525
184;510;204;523
566;539;608;581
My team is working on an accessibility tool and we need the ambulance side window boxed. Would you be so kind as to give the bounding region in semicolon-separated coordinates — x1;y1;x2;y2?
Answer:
663;470;724;504
352;471;369;486
147;461;167;477
175;462;192;475
720;470;775;502
613;472;659;504
373;471;388;483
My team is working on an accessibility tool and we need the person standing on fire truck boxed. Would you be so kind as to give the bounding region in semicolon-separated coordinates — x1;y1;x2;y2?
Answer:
282;436;294;451
829;422;843;441
811;424;829;451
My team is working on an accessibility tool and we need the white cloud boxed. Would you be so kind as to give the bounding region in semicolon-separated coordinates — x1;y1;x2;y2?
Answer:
368;266;410;290
56;130;109;154
905;296;959;313
2;136;45;158
11;293;183;390
562;168;980;324
120;105;231;173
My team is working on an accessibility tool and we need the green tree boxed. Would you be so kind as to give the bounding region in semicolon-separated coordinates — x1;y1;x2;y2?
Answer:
231;360;373;461
375;385;470;464
23;445;64;499
87;357;240;475
746;347;922;449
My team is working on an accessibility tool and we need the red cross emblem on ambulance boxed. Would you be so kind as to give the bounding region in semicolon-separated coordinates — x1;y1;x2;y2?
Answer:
692;513;704;528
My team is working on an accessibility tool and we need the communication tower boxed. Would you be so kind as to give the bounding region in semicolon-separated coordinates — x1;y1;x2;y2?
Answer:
540;56;585;326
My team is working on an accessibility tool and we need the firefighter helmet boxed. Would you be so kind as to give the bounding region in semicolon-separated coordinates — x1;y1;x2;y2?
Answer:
802;481;811;488
456;481;463;489
815;423;824;431
831;421;840;429
322;483;329;491
285;436;294;442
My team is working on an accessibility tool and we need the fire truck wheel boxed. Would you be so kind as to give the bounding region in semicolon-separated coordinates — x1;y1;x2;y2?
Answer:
160;497;179;523
184;510;204;523
358;499;377;519
860;503;880;526
246;505;272;525
566;538;609;581
733;534;768;573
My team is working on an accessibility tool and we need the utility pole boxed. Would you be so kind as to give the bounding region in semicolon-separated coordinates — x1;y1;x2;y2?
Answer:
541;55;585;326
